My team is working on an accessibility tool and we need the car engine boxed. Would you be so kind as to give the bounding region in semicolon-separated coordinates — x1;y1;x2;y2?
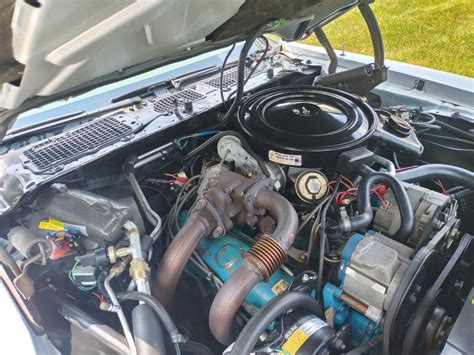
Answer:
0;39;473;355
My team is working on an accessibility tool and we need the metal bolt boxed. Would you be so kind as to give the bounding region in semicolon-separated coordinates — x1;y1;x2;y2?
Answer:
194;199;207;210
409;294;417;304
341;44;346;56
334;339;346;351
306;178;321;194
212;226;225;238
433;219;443;229
274;180;282;191
302;274;310;283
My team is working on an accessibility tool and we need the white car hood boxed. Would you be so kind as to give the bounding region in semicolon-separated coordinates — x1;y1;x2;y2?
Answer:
1;0;246;109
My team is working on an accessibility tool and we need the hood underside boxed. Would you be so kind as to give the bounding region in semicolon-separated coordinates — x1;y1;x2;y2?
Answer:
0;0;358;115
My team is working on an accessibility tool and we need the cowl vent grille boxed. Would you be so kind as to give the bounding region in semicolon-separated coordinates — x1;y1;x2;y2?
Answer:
23;116;134;172
203;68;251;89
153;89;205;113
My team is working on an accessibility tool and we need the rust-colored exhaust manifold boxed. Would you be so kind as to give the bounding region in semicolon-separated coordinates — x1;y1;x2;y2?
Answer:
152;167;298;345
152;212;215;307
208;188;298;345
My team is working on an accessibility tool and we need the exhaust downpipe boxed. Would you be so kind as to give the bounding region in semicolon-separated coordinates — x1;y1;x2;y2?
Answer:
152;212;215;307
209;188;298;345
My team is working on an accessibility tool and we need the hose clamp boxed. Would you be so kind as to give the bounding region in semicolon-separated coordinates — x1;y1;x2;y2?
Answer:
339;207;352;232
171;333;186;343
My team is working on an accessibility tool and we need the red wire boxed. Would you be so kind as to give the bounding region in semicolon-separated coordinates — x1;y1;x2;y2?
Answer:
373;191;386;208
435;179;449;195
335;184;388;207
165;173;189;183
395;165;418;172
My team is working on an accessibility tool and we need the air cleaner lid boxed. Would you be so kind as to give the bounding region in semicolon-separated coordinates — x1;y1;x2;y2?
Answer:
237;86;378;167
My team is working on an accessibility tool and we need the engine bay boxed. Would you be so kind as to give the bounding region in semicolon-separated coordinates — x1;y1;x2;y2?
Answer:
0;38;473;355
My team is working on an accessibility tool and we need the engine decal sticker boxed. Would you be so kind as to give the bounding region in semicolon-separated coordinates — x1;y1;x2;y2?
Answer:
268;150;302;166
282;316;327;354
282;328;309;354
38;218;88;236
271;279;289;295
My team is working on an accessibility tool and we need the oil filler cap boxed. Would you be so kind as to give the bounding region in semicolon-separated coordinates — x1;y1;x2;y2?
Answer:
237;86;377;167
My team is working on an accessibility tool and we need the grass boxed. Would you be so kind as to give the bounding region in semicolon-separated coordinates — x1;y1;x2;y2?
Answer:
300;0;474;77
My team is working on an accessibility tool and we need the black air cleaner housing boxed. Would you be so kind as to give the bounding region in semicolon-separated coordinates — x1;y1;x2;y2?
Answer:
237;86;378;167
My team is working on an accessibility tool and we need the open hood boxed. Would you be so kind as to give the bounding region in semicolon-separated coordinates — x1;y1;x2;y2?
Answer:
0;0;360;138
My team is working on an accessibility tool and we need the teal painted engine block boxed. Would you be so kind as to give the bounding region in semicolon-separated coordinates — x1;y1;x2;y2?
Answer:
196;229;292;313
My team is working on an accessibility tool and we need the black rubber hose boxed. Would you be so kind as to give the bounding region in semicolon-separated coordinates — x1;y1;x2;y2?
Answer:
396;164;474;190
435;120;474;141
358;2;384;65
314;2;384;87
219;43;236;105
178;341;213;355
315;63;378;86
317;177;340;299
226;36;270;105
314;27;338;74
230;292;324;355
132;304;166;355
183;130;270;176
211;22;270;129
117;291;181;343
343;173;414;243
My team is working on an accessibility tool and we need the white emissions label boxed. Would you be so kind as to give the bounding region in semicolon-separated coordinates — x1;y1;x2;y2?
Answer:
268;150;302;166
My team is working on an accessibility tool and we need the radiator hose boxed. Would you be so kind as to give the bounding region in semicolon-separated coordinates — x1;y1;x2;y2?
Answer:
339;172;415;243
230;292;324;355
396;164;474;190
132;304;166;355
117;291;182;344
